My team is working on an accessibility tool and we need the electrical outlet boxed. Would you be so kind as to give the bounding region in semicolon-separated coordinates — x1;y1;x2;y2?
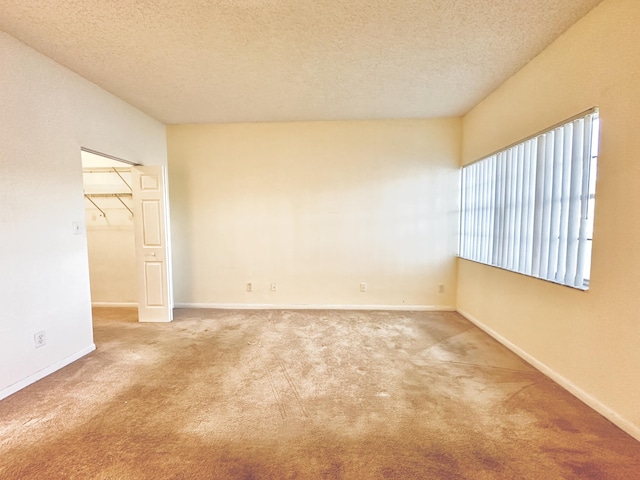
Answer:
360;282;367;293
438;284;445;294
34;331;46;348
270;283;277;292
246;282;253;292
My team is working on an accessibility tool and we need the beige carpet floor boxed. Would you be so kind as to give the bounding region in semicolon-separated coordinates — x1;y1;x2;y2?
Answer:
1;308;639;479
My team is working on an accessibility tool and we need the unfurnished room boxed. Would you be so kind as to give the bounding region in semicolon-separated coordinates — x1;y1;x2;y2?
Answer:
1;1;640;478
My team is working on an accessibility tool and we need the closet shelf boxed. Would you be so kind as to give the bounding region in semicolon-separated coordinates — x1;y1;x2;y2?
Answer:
83;166;134;217
84;193;132;198
84;193;134;217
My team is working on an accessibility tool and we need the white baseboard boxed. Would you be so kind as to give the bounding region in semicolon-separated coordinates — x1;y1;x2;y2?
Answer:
174;303;456;312
91;302;137;308
458;309;640;443
0;344;96;401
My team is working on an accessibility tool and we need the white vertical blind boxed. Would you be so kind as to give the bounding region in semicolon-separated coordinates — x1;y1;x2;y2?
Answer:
531;135;546;278
575;115;594;287
539;131;555;279
556;123;574;282
524;139;537;275
459;109;599;290
507;148;517;270
513;144;524;273
547;128;564;281
565;118;584;286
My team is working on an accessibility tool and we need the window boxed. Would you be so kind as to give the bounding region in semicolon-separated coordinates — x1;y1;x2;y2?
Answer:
459;108;599;290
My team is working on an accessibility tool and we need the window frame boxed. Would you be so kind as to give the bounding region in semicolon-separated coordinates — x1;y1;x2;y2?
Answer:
458;108;600;290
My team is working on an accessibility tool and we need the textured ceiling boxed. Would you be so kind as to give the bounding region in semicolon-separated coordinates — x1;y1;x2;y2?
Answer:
0;0;603;124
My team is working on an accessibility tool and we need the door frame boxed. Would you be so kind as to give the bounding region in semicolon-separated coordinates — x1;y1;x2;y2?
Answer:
80;147;174;322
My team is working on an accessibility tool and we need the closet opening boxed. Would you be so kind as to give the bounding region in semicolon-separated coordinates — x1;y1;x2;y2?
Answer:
81;149;138;310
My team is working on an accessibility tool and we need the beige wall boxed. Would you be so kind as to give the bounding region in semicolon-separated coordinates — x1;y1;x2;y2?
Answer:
0;32;167;399
168;119;460;308
458;0;640;439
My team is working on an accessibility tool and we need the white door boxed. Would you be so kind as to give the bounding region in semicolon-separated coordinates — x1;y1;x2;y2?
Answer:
131;166;173;322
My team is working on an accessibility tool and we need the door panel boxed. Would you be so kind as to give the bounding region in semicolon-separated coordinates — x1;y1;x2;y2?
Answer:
142;201;162;246
132;166;173;322
144;262;165;306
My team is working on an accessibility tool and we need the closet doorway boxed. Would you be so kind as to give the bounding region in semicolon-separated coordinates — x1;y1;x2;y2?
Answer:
81;150;138;308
